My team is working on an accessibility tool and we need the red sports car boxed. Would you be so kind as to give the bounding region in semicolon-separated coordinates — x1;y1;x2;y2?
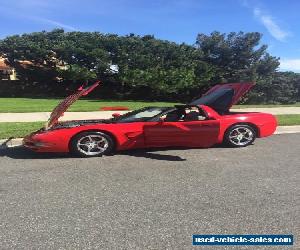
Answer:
23;81;277;157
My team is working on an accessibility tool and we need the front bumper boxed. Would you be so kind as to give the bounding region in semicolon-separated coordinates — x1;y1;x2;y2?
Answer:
23;134;55;151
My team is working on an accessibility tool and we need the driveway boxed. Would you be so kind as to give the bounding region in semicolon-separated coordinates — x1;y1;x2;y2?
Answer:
0;134;299;249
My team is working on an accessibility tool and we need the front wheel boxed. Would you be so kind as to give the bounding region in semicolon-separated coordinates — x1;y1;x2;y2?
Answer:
70;131;114;157
224;124;256;147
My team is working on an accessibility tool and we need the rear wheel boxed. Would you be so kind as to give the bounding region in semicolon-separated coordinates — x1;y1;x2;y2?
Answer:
224;124;256;147
70;131;114;157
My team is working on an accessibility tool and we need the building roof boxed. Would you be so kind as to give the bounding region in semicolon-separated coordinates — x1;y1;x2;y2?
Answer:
0;59;12;71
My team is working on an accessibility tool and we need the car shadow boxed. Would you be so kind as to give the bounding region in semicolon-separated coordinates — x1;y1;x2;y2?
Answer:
0;145;190;161
0;144;230;161
117;148;187;161
0;146;70;159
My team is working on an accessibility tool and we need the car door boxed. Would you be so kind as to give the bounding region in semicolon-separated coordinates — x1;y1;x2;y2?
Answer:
143;119;220;148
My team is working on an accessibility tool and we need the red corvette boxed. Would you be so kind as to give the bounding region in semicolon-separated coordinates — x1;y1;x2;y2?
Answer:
23;81;277;157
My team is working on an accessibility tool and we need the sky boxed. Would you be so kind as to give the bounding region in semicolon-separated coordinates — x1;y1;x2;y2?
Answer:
0;0;300;72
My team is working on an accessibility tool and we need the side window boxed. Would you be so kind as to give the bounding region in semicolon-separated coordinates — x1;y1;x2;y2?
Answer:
184;107;207;121
163;110;184;122
161;107;207;122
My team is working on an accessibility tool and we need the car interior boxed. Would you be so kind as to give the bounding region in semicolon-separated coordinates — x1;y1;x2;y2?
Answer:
190;88;234;114
163;106;207;122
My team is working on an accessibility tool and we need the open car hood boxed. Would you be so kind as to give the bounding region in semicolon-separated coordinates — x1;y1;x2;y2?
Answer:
45;81;100;129
189;82;254;113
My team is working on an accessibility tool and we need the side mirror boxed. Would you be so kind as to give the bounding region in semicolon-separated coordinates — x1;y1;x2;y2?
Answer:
112;113;121;118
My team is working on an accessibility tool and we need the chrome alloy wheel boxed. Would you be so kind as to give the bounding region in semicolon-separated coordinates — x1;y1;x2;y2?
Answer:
228;127;254;146
76;135;109;156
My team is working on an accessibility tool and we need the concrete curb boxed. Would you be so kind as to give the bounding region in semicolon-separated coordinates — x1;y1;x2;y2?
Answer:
1;126;300;149
0;111;129;123
274;125;300;134
0;138;24;149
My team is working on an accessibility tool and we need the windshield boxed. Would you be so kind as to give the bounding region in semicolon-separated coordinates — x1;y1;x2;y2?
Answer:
113;107;170;123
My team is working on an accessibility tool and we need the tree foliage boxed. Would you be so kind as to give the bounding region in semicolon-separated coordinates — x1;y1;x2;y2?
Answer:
196;31;279;82
0;29;298;103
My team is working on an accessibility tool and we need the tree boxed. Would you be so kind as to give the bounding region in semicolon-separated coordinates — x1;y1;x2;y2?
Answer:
243;71;300;104
196;31;280;82
0;29;298;103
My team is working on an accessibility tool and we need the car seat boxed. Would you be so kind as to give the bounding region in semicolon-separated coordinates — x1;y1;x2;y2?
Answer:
165;112;180;122
184;111;200;121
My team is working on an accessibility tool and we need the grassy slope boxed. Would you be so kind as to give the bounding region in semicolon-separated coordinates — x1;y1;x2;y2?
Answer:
276;114;300;126
0;98;179;113
0;115;300;139
234;103;300;108
1;98;300;113
0;122;45;139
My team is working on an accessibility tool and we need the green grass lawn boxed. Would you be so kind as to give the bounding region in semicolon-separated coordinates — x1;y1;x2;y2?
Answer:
0;115;300;139
276;114;300;126
233;103;300;108
0;98;179;113
0;122;45;139
0;97;300;113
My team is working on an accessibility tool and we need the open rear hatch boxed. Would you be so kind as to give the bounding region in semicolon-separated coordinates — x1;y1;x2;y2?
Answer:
45;81;100;129
189;82;254;114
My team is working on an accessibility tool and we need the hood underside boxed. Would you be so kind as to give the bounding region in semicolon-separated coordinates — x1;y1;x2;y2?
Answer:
189;82;254;113
46;81;100;129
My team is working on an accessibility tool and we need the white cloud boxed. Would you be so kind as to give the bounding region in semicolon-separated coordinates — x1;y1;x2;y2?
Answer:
34;17;77;31
0;1;77;31
254;8;289;42
280;59;300;72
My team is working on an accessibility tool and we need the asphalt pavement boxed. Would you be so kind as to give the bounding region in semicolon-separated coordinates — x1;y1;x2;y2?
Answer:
0;134;299;249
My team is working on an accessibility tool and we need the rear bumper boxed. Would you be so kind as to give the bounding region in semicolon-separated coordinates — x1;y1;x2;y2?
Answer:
257;116;278;138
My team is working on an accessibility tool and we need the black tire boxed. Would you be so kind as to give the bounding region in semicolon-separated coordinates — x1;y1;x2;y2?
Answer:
224;124;256;147
70;131;114;157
